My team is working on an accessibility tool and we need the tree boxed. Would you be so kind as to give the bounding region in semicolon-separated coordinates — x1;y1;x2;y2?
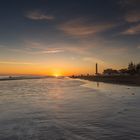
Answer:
136;63;140;75
119;68;128;74
128;62;136;75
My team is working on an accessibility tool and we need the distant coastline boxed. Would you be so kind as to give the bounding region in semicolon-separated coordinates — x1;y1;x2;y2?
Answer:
70;75;140;86
0;76;49;81
70;61;140;87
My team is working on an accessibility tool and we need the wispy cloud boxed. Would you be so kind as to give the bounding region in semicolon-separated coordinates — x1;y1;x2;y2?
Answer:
118;0;140;35
24;40;92;55
125;10;140;23
3;41;65;55
119;0;140;23
36;50;64;54
26;41;65;54
25;10;54;20
0;61;37;65
59;19;117;37
122;23;140;35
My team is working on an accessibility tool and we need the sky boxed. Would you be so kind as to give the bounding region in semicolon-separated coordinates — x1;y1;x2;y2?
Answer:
0;0;140;76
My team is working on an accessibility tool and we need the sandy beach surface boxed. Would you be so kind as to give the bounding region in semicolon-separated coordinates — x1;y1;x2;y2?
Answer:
0;77;140;140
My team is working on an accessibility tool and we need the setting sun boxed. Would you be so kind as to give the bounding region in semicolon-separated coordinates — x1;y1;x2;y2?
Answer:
54;74;61;77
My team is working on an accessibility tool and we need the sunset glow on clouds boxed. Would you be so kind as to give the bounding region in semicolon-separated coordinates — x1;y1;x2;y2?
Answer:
25;10;54;21
59;19;117;37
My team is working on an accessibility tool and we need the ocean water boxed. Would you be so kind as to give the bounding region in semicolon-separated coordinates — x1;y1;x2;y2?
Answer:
0;77;140;140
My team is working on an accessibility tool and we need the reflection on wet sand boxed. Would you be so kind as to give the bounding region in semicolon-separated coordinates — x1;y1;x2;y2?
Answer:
0;78;140;140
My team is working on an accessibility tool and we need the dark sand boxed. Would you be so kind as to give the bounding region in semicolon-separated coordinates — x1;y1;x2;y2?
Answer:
71;75;140;86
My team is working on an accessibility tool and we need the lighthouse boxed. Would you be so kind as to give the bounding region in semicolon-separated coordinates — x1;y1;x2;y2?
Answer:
95;63;98;75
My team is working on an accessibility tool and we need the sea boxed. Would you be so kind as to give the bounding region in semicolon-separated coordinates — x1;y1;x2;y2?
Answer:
0;77;140;140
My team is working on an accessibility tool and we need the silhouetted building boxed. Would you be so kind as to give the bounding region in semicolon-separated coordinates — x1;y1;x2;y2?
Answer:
103;69;119;76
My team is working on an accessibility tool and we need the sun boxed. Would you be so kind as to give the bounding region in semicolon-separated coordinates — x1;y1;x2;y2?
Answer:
53;73;61;77
51;69;62;77
54;74;59;77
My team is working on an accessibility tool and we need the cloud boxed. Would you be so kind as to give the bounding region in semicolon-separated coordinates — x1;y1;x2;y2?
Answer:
37;50;64;54
58;19;117;37
3;40;64;55
120;0;140;35
125;11;140;23
122;23;140;35
26;41;65;54
25;10;54;20
24;40;93;55
0;61;37;65
2;44;64;55
119;0;140;23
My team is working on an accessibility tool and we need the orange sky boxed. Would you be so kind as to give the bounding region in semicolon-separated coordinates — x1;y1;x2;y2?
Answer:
0;60;125;76
0;63;95;76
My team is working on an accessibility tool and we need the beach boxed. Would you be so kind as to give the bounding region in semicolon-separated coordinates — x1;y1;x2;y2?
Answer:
71;75;140;86
0;77;140;140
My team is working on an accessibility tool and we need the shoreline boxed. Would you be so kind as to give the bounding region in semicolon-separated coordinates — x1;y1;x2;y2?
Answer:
71;75;140;87
1;75;140;87
0;76;65;81
0;76;49;81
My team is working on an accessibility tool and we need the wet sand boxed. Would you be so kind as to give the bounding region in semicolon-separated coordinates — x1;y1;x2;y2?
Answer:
0;78;140;139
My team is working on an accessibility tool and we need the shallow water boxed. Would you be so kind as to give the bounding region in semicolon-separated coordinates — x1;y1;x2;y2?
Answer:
0;77;140;140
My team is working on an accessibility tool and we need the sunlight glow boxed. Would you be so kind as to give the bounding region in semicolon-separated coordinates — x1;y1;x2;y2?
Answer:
54;73;61;77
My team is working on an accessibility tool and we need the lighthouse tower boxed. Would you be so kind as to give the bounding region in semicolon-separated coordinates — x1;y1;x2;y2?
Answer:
95;63;98;75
